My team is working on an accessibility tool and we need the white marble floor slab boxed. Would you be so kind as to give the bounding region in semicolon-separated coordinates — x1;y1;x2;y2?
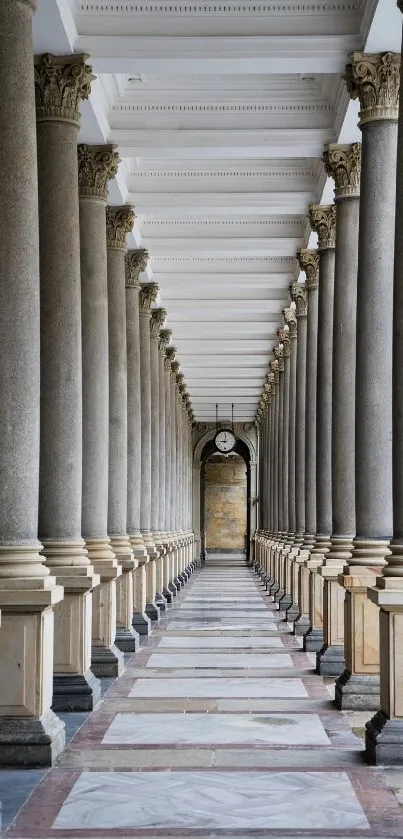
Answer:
129;676;308;698
166;620;279;630
52;770;369;831
102;712;329;746
179;603;267;610
146;652;293;668
157;635;284;648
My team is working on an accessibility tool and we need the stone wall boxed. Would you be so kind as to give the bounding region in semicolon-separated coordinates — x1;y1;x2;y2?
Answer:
205;454;247;551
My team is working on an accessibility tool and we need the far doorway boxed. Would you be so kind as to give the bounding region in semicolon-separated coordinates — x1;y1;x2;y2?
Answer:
204;453;247;554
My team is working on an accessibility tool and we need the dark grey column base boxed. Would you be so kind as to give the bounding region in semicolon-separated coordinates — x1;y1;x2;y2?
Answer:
293;614;310;636
52;670;101;712
269;581;280;596
168;581;178;596
286;602;300;622
145;601;161;622
335;670;380;711
162;586;173;603
265;576;275;591
278;593;292;611
115;626;141;652
316;643;345;677
132;610;151;635
91;644;124;677
155;592;168;612
174;576;183;589
0;708;65;767
178;572;187;584
274;587;285;603
303;628;324;653
365;710;403;765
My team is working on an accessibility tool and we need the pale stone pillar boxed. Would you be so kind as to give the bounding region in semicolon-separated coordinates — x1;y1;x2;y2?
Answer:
150;308;167;608
281;307;298;609
139;283;160;620
105;206;139;653
317;144;361;676
159;329;173;600
0;0;65;765
304;207;336;653
269;359;280;593
125;250;150;635
287;281;308;625
167;347;179;587
336;52;399;710
278;327;292;609
163;346;176;597
273;342;285;599
366;22;403;762
35;54;100;711
78;144;123;677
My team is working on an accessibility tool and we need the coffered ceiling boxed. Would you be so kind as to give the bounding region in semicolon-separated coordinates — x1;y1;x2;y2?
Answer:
33;0;400;421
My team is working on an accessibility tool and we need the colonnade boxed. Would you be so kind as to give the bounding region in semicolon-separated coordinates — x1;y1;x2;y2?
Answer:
0;2;196;766
255;44;403;765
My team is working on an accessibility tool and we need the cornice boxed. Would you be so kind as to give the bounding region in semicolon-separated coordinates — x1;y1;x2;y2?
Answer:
130;168;316;178
113;103;332;114
151;255;294;263
78;0;359;14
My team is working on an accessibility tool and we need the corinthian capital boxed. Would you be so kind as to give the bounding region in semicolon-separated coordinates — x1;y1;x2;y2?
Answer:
308;205;336;250
150;308;167;337
106;206;135;250
274;344;284;372
34;54;94;125
78;144;120;200
125;249;149;288
139;283;159;314
279;327;290;357
270;358;279;385
344;51;400;126
159;328;172;354
283;305;297;338
291;282;308;317
296;249;319;291
323;143;361;200
165;345;177;371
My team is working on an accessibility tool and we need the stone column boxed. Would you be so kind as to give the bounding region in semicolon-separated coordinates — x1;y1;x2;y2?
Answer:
106;206;140;653
125;250;151;635
366;19;403;763
317;144;361;676
150;307;167;608
167;347;179;588
0;0;65;766
278;326;293;610
269;359;280;592
304;207;336;653
273;342;285;599
336;52;399;710
35;54;100;712
139;282;161;620
78;144;123;677
287;281;308;624
159;329;173;600
163;346;176;596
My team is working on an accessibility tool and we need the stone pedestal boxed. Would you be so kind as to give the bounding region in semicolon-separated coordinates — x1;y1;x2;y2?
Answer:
303;556;324;652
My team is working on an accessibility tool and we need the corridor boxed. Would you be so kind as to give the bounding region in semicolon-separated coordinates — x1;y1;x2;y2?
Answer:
3;556;403;838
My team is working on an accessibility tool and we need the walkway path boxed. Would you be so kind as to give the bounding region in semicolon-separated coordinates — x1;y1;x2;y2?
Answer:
4;556;403;838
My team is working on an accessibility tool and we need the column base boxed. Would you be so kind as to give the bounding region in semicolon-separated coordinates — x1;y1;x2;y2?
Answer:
52;670;101;712
91;644;124;678
115;626;140;653
293;614;310;636
0;708;65;767
365;710;403;765
278;593;292;611
273;587;285;603
335;670;380;710
145;601;161;622
168;581;178;596
286;602;300;623
303;628;324;652
132;610;151;635
155;592;168;611
162;586;173;604
316;643;345;677
173;577;182;591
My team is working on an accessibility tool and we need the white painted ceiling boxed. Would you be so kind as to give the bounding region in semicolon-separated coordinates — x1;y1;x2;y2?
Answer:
33;0;401;422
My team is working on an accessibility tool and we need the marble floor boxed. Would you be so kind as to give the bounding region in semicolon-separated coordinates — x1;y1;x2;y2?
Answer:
3;554;403;838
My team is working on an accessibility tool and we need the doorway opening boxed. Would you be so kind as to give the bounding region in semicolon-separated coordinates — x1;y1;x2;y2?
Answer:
199;438;251;562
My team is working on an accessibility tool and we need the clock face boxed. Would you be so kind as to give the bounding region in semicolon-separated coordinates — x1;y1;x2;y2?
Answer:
215;429;236;453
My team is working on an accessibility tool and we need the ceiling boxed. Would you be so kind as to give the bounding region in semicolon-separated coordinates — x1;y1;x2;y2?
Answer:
33;0;400;421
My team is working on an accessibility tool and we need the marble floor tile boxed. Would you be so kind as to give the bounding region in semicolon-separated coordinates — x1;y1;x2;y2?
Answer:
146;652;293;668
165;620;279;630
52;770;370;831
157;635;284;648
102;712;330;745
129;676;308;698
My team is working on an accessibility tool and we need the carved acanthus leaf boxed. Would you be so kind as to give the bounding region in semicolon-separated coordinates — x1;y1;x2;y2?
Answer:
125;249;149;288
283;305;297;338
78;144;120;199
34;54;94;124
323;143;361;199
308;205;336;250
296;249;319;290
159;328;172;353
344;51;400;125
139;283;159;314
150;308;167;337
291;282;308;317
106;206;135;250
274;344;284;373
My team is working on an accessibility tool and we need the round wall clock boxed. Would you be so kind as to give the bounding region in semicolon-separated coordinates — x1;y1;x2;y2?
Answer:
214;428;236;453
